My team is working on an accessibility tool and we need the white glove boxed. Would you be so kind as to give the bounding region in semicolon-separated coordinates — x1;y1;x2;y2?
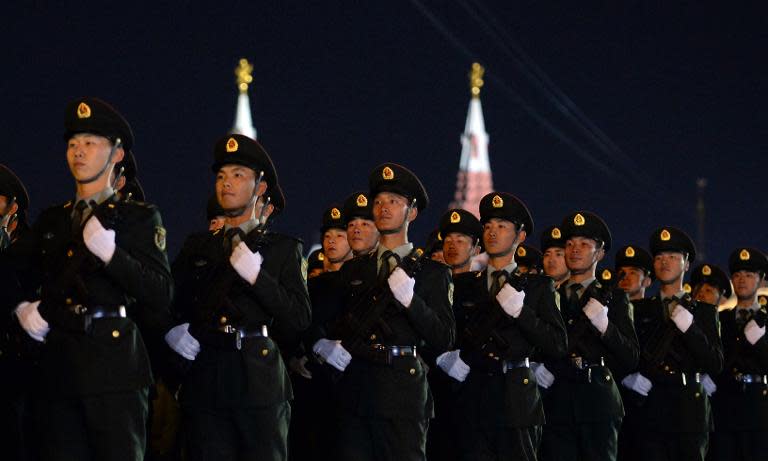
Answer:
621;372;653;396
230;241;263;285
289;355;313;379
496;284;525;318
670;305;694;333
312;338;351;372
701;373;716;396
388;267;415;308
531;362;555;389
583;298;609;335
164;323;201;360
745;319;766;345
436;350;470;382
83;216;116;264
15;300;49;342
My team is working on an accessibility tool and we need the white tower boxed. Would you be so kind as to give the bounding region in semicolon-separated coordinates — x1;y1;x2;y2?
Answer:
231;58;257;140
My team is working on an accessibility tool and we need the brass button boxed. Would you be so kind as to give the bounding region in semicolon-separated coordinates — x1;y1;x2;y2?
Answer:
67;249;74;257
523;378;529;385
606;375;611;381
695;392;701;398
409;368;416;375
664;365;670;371
65;298;72;305
762;389;767;396
571;352;577;357
112;330;120;338
488;352;495;358
261;349;269;357
220;316;227;324
568;319;574;325
370;334;377;341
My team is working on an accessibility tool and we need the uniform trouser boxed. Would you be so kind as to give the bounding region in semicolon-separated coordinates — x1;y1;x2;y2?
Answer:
639;429;708;461
458;424;541;461
37;388;149;461
183;401;290;461
337;411;428;461
710;430;766;461
540;419;621;461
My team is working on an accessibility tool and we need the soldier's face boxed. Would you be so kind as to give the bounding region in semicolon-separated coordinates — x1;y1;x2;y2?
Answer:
322;228;352;263
618;266;650;296
483;218;520;257
215;165;260;211
732;270;762;300
653;252;688;285
443;232;476;267
208;216;225;231
693;283;723;305
564;237;604;274
373;192;413;233
346;218;379;255
67;133;123;182
543;247;569;282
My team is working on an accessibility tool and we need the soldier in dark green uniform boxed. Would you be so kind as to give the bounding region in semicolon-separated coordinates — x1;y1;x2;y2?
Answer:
319;204;353;271
312;163;454;461
615;245;654;302
9;97;173;461
539;211;639;461
540;225;569;289
710;248;768;461
690;263;732;307
306;249;325;279
515;243;543;275
343;191;379;257
167;134;310;461
436;195;567;460
622;227;723;461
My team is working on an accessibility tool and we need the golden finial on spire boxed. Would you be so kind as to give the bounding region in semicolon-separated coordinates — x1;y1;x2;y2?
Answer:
470;62;484;97
235;58;254;94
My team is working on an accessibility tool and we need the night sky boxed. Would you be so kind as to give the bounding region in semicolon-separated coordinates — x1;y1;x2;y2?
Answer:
3;2;766;272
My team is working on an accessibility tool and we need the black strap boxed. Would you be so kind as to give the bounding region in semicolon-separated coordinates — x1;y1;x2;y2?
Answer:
489;270;507;297
378;250;397;283
223;227;246;254
71;200;89;239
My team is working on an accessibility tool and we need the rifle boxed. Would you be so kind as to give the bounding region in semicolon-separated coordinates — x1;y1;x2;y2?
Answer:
461;270;527;354
639;295;696;373
330;248;425;361
568;271;627;357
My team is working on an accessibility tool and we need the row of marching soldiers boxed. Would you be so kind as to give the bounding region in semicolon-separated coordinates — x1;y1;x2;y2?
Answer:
0;97;765;461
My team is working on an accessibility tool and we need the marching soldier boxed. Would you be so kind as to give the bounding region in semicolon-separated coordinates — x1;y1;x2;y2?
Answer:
538;211;639;461
710;248;768;461
306;249;325;279
439;208;481;276
436;194;567;460
615;245;654;301
515;244;543;275
9;97;173;460
343;191;379;257
622;227;723;461
424;228;445;263
310;163;454;460
540;225;569;289
690;263;732;307
166;134;310;460
319;205;352;272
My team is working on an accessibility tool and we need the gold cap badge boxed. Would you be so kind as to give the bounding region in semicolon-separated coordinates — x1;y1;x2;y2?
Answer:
517;246;527;257
437;232;442;241
602;269;612;281
759;295;767;307
702;265;712;276
574;213;585;226
551;227;561;239
318;252;325;261
625;246;635;258
683;282;691;293
77;102;92;119
450;211;461;224
356;194;368;207
660;229;671;241
740;249;751;261
492;195;504;208
331;208;341;220
382;166;394;180
226;137;239;152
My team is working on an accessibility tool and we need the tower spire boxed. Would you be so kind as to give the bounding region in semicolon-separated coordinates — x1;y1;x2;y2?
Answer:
231;58;257;140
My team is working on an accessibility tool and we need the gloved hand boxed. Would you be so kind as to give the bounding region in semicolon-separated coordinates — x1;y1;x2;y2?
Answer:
436;350;470;382
745;319;766;345
496;284;525;318
83;216;116;264
312;338;351;372
15;300;49;342
165;323;201;360
621;372;653;396
583;298;609;334
531;362;555;389
230;241;263;285
700;373;716;396
388;267;415;308
670;305;693;333
288;355;313;379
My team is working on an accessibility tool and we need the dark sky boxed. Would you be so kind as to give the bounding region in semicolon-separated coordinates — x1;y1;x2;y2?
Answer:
3;2;766;271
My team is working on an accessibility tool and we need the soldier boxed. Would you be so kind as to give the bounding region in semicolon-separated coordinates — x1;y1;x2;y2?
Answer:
515;244;542;275
343;191;379;257
9;97;173;460
310;163;454;461
538;211;639;461
690;263;732;306
320;205;352;272
424;228;445;263
306;249;325;279
614;245;654;301
436;194;567;460
166;134;310;461
439;208;481;276
710;248;768;461
0;165;29;249
622;227;723;461
540;225;569;289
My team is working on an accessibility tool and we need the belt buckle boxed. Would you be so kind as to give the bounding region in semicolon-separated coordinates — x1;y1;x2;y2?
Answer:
681;372;687;386
73;304;87;315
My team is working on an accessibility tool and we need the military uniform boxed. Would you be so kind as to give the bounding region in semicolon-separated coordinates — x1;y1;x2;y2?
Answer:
540;212;639;461
170;134;311;461
710;248;768;461
629;227;723;461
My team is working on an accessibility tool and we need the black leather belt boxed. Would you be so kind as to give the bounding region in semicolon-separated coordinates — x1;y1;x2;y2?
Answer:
570;356;604;370
503;357;530;373
652;369;701;386
69;304;126;319
734;373;767;385
370;344;417;365
217;324;269;350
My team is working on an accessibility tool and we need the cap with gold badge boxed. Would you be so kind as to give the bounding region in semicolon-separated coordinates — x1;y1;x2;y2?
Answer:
560;211;611;250
691;263;732;298
211;134;278;193
0;164;30;216
64;97;134;150
728;247;768;275
516;244;542;273
343;191;374;222
649;227;696;261
540;225;565;251
424;228;443;257
307;249;325;275
368;163;429;211
479;192;534;235
321;205;346;233
615;244;653;277
438;208;482;243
